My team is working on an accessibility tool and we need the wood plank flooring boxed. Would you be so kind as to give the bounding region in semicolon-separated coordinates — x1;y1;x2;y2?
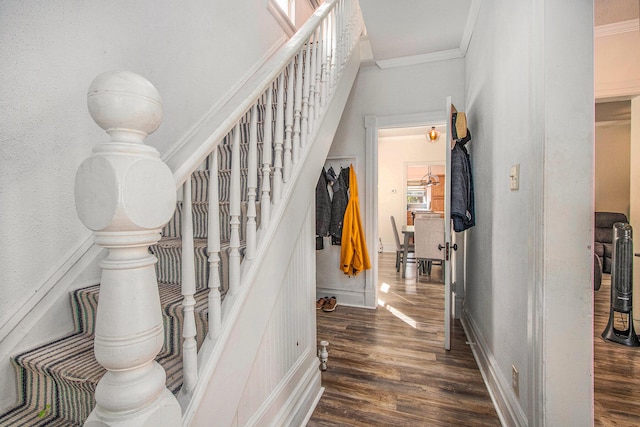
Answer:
594;274;640;426
309;253;500;426
310;255;640;426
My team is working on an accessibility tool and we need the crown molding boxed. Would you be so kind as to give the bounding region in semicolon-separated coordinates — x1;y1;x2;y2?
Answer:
595;19;639;38
374;0;481;70
596;78;640;100
376;48;464;69
595;119;631;127
460;0;482;54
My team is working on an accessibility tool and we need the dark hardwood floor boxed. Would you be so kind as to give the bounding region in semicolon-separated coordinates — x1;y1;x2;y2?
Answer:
309;253;501;426
309;255;640;426
594;274;640;426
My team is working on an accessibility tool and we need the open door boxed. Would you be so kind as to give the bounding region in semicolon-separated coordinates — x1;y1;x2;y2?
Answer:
443;96;455;350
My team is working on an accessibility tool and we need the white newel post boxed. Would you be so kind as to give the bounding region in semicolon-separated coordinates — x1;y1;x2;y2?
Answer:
76;71;181;426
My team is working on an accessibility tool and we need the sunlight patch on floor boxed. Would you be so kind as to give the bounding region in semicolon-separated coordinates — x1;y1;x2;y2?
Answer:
377;298;418;329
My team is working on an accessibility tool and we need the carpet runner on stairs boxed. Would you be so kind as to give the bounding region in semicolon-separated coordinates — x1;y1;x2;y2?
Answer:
0;115;269;425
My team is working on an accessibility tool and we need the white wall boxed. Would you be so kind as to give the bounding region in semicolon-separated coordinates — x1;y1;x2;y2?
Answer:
317;59;464;306
595;28;640;100
378;136;445;252
464;0;593;425
0;0;318;411
595;124;631;214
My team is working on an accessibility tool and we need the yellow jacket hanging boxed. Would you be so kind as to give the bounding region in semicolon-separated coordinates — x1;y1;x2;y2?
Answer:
340;166;371;276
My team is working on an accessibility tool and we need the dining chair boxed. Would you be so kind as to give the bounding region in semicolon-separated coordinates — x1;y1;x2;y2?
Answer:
390;216;414;272
414;216;444;278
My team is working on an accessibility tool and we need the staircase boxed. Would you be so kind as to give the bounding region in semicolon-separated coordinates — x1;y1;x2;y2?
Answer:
0;1;363;425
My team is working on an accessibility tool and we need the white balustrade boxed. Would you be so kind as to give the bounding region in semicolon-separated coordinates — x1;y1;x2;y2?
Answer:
76;71;181;426
229;123;241;295
181;177;198;395
207;150;222;340
293;49;303;163
307;31;316;135
273;73;284;204
321;18;328;108
301;40;311;148
315;25;323;117
261;86;273;228
75;3;364;423
246;104;258;260
283;61;294;182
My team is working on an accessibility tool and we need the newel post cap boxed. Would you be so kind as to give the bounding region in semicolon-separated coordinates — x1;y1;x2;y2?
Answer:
87;71;162;143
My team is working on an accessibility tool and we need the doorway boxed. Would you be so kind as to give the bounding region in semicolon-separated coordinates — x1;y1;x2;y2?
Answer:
363;111;448;305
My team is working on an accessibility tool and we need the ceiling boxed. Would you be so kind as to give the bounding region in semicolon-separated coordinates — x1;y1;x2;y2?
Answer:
359;0;478;69
360;0;638;129
359;0;639;70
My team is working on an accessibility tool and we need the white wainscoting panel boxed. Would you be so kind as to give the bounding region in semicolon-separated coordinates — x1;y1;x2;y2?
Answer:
236;206;320;425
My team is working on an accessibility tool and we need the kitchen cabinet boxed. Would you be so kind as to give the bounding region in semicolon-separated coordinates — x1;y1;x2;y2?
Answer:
430;175;445;212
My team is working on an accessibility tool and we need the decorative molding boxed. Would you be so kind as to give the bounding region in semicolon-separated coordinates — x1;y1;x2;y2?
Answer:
596;79;640;101
267;0;297;38
595;119;631;127
595;19;639;38
364;114;377;128
461;313;528;427
364;110;448;318
460;0;482;54
374;0;481;70
376;48;464;70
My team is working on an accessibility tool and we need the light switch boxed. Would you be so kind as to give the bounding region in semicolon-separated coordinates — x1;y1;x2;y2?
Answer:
510;164;520;191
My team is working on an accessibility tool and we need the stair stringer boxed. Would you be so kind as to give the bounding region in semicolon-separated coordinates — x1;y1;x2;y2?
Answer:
181;42;361;427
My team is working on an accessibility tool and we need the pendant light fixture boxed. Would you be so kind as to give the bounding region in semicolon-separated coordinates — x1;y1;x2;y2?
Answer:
427;126;439;142
420;165;440;187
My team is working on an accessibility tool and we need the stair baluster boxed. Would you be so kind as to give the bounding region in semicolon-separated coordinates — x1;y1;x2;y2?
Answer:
284;61;294;182
246;104;258;260
321;17;328;108
315;24;323;116
301;40;311;148
330;9;337;89
207;149;222;339
229;123;242;295
293;49;303;163
181;176;199;394
308;31;316;136
273;72;284;204
261;86;273;229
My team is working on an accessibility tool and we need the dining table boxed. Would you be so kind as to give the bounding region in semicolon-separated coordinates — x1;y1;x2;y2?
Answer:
401;225;414;278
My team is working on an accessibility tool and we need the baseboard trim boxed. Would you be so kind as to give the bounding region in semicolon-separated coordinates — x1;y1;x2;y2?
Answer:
316;287;376;309
461;312;527;427
0;237;103;349
245;350;321;426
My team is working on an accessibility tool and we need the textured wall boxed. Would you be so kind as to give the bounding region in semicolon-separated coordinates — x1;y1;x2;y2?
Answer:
465;0;594;424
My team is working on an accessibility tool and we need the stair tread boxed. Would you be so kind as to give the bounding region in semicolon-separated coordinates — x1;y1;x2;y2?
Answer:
0;406;76;427
5;283;211;424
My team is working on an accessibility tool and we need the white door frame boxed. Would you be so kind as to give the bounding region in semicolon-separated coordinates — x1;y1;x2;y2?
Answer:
364;110;447;307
